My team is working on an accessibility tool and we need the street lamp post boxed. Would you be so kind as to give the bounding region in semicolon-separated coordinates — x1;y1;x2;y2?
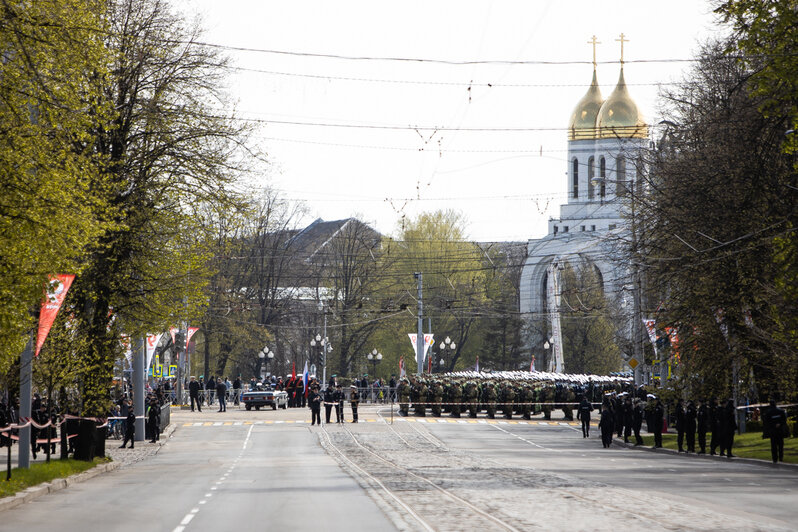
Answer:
259;346;274;382
367;348;382;376
439;336;456;373
311;332;332;389
542;337;554;372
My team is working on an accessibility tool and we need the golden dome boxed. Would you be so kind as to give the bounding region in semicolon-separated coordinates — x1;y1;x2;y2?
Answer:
568;70;603;141
596;68;647;139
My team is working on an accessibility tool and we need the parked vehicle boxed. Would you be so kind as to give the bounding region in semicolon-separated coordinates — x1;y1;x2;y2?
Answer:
242;387;288;410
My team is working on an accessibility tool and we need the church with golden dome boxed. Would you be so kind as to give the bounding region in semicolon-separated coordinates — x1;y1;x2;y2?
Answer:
519;35;649;372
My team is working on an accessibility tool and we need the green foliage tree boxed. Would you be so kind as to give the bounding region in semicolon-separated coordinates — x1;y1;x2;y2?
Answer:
70;0;252;415
0;0;113;368
639;38;796;400
559;263;622;375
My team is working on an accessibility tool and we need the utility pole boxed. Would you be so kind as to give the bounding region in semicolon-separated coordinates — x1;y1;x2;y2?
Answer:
18;336;33;468
134;335;145;441
322;304;328;389
414;272;423;375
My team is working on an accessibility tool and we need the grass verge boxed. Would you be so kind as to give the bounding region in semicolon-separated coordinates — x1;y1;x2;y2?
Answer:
0;457;110;498
634;432;798;464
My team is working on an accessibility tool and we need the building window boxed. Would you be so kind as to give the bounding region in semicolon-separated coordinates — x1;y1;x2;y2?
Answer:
572;158;579;199
609;224;616;230
616;156;626;196
599;156;606;197
553;225;558;234
581;225;586;231
591;224;596;231
587;156;594;199
564;226;569;233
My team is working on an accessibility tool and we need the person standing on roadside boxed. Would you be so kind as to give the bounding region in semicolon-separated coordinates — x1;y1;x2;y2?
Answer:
709;398;719;455
350;384;360;423
323;385;335;423
719;399;737;457
233;376;242;406
577;395;593;438
675;398;686;452
685;400;697;453
309;382;322;426
599;404;614;448
189;376;202;412
651;397;664;448
119;406;136;449
216;378;227;412
763;399;788;463
696;399;708;454
334;384;345;423
147;397;160;443
632;399;644;445
207;376;216;406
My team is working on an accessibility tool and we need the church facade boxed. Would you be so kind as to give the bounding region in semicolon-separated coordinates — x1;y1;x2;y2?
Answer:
519;52;648;371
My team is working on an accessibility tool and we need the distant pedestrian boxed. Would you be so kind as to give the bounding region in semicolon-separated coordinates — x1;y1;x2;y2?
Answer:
233;376;242;406
323;386;335;423
334;385;345;423
685;400;697;453
309;383;322;426
675;399;685;452
632;399;644;445
216;379;227;412
599;404;614;448
119;408;136;449
719;399;737;457
350;385;360;423
577;396;592;438
147;398;160;443
696;399;708;454
763;399;788;463
189;376;202;412
651;397;664;448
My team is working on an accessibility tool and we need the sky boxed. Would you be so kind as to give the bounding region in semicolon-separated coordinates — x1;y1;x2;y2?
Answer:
176;0;723;242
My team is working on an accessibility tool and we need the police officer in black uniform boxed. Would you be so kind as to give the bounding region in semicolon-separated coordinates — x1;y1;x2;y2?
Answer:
577;395;593;438
763;399;788;463
350;385;360;423
119;407;136;449
323;385;335;423
334;384;345;423
309;382;322;426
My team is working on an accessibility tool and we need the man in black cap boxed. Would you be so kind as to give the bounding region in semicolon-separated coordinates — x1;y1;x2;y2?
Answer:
309;381;322;426
119;405;136;449
577;395;593;438
350;385;360;423
147;397;160;443
334;384;345;423
323;384;335;423
189;376;201;412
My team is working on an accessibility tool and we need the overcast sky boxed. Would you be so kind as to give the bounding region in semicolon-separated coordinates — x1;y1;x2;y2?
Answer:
176;0;723;242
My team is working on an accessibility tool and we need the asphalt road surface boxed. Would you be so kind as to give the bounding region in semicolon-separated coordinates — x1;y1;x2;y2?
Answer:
2;406;796;531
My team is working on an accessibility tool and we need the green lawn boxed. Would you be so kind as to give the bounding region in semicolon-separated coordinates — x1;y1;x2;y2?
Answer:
634;432;798;464
0;457;109;498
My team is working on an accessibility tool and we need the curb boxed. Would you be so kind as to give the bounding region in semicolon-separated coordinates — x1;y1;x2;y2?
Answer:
612;437;798;469
0;461;120;513
0;421;178;513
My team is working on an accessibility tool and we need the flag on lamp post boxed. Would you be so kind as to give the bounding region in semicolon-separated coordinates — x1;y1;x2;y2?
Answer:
302;360;309;397
35;274;75;356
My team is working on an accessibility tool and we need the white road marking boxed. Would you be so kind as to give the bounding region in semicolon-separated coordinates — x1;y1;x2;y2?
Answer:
180;514;195;525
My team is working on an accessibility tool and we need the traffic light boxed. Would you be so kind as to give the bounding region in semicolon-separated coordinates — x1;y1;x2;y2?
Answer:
174;330;186;352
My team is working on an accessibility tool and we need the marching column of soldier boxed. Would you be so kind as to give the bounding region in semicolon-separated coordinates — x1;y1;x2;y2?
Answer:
389;370;793;462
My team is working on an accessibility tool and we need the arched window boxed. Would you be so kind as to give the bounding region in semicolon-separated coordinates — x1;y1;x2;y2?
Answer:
599;156;606;197
572;158;579;199
616;156;626;196
587;156;595;199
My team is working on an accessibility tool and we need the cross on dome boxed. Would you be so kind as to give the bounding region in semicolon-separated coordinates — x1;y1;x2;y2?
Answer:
587;35;601;70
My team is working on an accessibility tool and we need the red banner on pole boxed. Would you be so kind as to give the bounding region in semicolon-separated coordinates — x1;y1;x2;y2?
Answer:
35;274;75;356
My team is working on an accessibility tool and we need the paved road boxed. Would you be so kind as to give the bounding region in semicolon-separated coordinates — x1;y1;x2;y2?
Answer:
3;407;797;531
414;417;798;528
1;412;395;532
